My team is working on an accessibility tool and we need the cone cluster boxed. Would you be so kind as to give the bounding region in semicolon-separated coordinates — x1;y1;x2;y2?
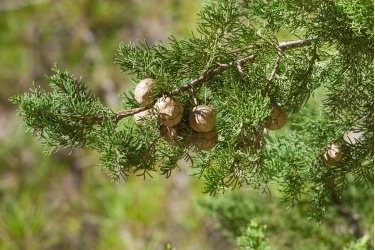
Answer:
134;79;218;151
133;79;348;166
133;80;292;150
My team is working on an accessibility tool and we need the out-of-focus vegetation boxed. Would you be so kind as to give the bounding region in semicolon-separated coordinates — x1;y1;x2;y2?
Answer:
0;1;215;249
0;0;373;249
199;182;373;250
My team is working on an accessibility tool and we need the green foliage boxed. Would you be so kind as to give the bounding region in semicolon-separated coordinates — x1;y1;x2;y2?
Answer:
165;243;176;250
236;221;270;250
343;236;370;250
10;66;112;155
198;187;373;249
336;0;374;37
264;113;373;220
10;0;374;223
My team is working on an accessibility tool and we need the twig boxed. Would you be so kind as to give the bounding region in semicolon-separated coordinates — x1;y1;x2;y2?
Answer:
279;38;314;51
50;113;104;122
263;47;283;97
114;106;151;121
213;45;258;59
158;38;315;102
190;86;199;106
50;106;150;122
212;37;314;59
235;61;245;90
170;54;257;96
261;37;315;97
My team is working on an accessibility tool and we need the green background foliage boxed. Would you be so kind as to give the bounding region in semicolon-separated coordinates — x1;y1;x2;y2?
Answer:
1;0;373;249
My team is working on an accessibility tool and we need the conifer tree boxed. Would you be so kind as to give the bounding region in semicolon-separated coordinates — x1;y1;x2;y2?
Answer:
10;0;373;220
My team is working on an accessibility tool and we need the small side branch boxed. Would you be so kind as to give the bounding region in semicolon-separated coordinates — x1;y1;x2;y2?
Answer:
235;61;245;90
171;54;257;96
50;106;150;123
279;38;314;51
114;106;150;121
172;38;314;97
263;47;283;97
190;86;199;106
213;45;258;59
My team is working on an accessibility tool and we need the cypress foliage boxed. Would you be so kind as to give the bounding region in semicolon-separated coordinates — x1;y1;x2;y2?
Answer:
10;0;373;220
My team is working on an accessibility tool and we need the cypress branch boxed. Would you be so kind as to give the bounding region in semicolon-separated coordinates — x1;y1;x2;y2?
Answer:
10;0;373;222
41;38;315;123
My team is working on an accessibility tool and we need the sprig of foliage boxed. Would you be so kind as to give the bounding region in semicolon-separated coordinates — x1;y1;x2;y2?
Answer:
236;221;270;250
343;235;370;250
10;65;112;154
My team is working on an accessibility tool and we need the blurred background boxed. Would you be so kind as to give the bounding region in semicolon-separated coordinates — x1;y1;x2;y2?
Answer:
0;0;373;249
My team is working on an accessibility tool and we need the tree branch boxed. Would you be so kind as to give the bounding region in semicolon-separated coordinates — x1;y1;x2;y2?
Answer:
170;54;257;96
114;106;150;121
49;106;150;123
190;86;199;106
49;38;315;122
279;38;314;51
171;38;314;96
263;47;283;97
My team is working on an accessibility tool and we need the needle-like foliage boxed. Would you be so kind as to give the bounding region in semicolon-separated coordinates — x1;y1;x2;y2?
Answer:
11;0;373;220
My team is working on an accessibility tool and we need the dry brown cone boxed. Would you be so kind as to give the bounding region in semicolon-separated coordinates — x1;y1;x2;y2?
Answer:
134;109;155;125
323;142;343;165
160;125;182;145
189;105;216;132
134;78;157;107
266;103;287;130
154;96;184;127
192;127;218;151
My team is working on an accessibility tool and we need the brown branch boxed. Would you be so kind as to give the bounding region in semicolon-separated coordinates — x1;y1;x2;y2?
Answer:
235;61;245;90
262;37;315;97
279;38;314;51
170;54;257;96
49;38;315;123
113;106;150;121
190;86;199;106
263;47;283;97
212;38;314;59
50;106;150;123
213;45;258;59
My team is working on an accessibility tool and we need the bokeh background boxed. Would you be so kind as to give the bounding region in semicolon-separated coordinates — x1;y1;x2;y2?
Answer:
0;0;373;249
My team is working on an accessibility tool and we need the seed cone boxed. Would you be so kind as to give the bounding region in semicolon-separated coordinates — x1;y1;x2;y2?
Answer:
343;130;365;145
160;125;182;145
192;127;218;151
323;143;343;164
134;109;154;125
154;96;184;127
266;103;287;130
134;78;156;107
189;105;216;132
